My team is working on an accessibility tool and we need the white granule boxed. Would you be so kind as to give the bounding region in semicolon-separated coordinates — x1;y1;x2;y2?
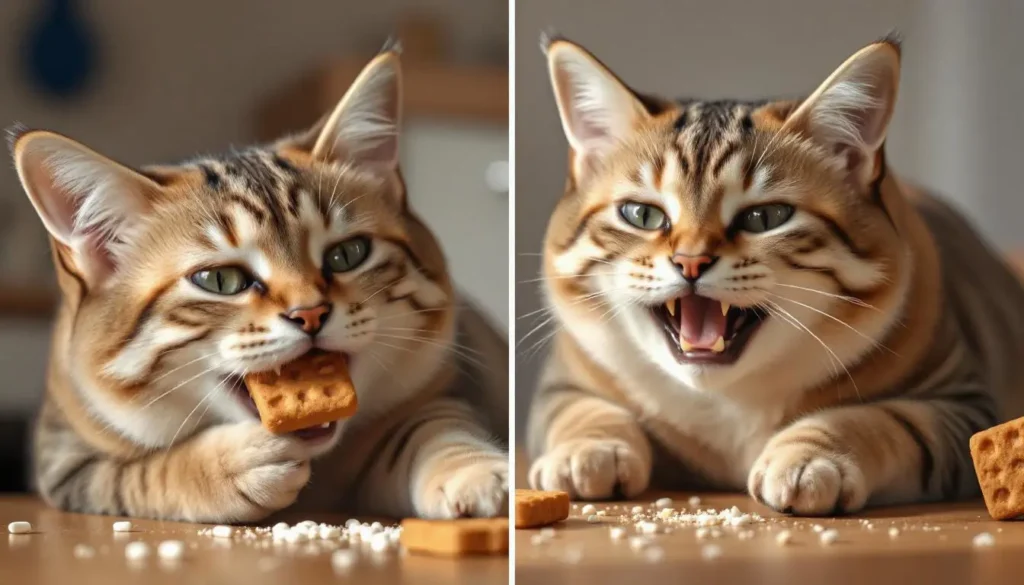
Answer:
540;527;556;539
530;534;548;546
157;540;185;560
369;532;391;553
345;519;361;530
297;520;318;530
819;529;839;545
701;544;722;560
370;522;383;532
631;506;645;514
655;497;673;509
812;524;825;533
7;521;31;534
865;523;875;530
609;527;626;541
319;525;342;540
629;536;652;551
211;525;234;538
729;514;753;527
888;527;900;538
73;544;96;559
596;510;607;517
688;496;702;507
272;522;290;535
973;532;995;548
644;546;665;563
332;549;357;571
112;521;133;533
124;542;151;560
657;508;675;519
581;504;597;515
775;530;793;546
587;515;600;523
285;529;310;544
695;528;709;540
636;521;659;535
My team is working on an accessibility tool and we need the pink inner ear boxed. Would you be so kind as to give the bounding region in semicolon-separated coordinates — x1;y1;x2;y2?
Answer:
81;228;116;277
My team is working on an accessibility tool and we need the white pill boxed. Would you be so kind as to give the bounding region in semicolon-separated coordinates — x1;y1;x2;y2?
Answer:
631;506;645;514
530;534;548;546
271;522;290;535
112;521;133;533
688;496;702;507
7;521;31;534
73;544;96;559
370;522;384;532
586;515;600;523
654;497;673;509
819;529;839;545
973;532;995;548
285;529;310;543
319;525;342;540
695;527;709;540
636;521;659;535
124;541;151;560
369;532;390;553
539;527;556;538
297;520;318;530
332;549;357;571
812;524;825;533
609;527;626;540
345;519;361;530
581;504;597;515
775;530;793;546
157;540;185;560
211;525;234;538
888;527;901;538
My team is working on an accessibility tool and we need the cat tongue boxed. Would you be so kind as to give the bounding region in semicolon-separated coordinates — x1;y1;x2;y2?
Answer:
678;295;727;348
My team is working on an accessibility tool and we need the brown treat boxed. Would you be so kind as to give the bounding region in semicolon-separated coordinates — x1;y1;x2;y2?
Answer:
400;518;509;556
970;416;1024;520
244;351;357;434
514;489;570;528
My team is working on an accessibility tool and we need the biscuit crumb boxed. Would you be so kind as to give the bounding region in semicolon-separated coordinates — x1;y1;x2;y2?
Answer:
587;515;600;523
888;527;900;538
973;532;995;548
688;496;702;507
812;524;825;533
820;529;839;545
631;506;645;514
775;530;792;545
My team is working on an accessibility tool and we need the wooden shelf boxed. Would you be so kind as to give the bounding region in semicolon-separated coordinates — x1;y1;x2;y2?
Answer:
254;56;508;142
0;288;58;316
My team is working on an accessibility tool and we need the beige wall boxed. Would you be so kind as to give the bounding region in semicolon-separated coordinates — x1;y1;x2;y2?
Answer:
514;0;1024;432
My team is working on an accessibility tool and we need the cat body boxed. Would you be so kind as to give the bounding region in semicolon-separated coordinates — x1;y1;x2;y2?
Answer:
527;35;1024;514
15;47;508;522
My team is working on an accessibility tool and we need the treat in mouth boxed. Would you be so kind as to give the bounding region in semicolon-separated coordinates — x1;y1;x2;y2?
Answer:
229;349;357;438
652;295;766;364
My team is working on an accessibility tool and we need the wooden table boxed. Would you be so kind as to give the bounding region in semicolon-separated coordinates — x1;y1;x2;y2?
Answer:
0;496;508;585
515;493;1024;585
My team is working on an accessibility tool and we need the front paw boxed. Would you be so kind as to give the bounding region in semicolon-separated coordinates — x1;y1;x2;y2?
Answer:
748;441;867;515
200;422;311;521
415;456;508;519
529;439;649;500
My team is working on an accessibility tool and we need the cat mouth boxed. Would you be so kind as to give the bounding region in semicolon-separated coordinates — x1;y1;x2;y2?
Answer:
652;295;766;365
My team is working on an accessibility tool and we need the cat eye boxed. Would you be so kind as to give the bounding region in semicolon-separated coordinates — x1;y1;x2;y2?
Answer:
737;204;795;234
189;267;253;295
324;236;372;273
619;202;668;231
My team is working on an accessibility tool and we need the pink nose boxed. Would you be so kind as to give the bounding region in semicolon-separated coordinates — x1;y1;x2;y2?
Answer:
672;254;718;282
281;304;332;335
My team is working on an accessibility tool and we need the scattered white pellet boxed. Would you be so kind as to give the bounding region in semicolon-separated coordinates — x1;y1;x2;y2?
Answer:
812;524;825;533
644;545;665;563
609;527;626;541
729;514;753;527
687;496;701;508
297;520;318;530
819;529;839;545
561;546;584;564
973;532;995;548
211;525;234;538
596;510;607;517
637;521;659;535
631;506;645;514
319;525;342;540
775;530;793;546
539;527;556;539
157;540;185;560
709;528;723;539
332;549;357;571
112;521;133;533
73;544;96;559
581;504;597;515
124;541;151;560
345;519;361;530
587;515;600;523
888;527;900;538
655;497;673;509
701;544;722;561
272;522;290;535
285;529;310;544
530;534;548;546
7;521;31;534
657;508;675;520
695;527;709;540
370;532;391;553
629;536;652;551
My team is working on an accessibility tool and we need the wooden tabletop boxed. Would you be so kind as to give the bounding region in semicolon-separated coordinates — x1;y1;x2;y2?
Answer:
515;493;1024;585
0;496;507;585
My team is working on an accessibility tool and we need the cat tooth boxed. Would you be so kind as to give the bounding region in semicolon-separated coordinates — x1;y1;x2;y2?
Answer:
680;338;692;352
711;336;726;353
666;301;676;317
721;301;730;316
274;365;282;376
320;423;331;429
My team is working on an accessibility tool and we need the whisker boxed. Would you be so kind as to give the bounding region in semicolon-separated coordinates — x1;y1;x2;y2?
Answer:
774;283;881;312
768;293;897;355
167;374;230;447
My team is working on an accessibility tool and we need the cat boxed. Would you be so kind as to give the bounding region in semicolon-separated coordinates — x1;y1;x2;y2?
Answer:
12;44;509;522
526;34;1024;515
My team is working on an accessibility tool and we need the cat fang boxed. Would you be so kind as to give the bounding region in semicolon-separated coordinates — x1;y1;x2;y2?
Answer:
654;295;767;364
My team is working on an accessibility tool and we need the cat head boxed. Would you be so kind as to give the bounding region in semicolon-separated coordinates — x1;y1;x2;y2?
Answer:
541;35;910;394
12;46;453;452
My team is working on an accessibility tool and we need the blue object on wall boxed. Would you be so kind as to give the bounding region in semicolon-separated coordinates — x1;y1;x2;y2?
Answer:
22;0;98;99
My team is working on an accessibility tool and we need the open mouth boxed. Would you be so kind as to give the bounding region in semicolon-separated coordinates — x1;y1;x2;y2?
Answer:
653;295;766;365
226;350;344;443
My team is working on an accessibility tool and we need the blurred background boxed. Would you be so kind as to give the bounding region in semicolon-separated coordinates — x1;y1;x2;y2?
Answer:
515;0;1024;435
0;0;508;493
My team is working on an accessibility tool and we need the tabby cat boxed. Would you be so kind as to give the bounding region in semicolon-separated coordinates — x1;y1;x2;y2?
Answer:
13;46;509;522
526;34;1024;514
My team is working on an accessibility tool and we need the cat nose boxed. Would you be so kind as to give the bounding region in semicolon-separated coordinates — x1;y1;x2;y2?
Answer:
281;303;332;335
672;254;718;282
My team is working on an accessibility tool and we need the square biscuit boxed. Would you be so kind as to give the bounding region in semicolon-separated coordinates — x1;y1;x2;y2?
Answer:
245;351;357;434
514;489;570;528
970;416;1024;520
400;518;509;556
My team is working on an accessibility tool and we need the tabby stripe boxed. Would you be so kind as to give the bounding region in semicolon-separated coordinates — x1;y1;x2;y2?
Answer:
380;236;435;280
556;208;600;253
142;330;212;380
287;184;302;217
272;154;298;175
870;145;897;230
386;417;433;471
806;210;868;258
48;454;98;499
779;256;856;297
536;383;594;433
199;164;222;190
115;281;175;355
216;212;239;247
54;245;87;318
111;463;126;516
742;154;756;192
227;193;268;224
880;407;934;492
711;142;740;178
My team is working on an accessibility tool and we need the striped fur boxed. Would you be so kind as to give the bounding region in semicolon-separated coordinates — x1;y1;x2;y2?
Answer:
16;48;508;522
526;36;1024;514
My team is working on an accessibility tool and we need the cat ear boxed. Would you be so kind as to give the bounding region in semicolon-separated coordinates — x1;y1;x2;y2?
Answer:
308;47;402;171
10;129;164;286
781;38;901;186
544;36;649;176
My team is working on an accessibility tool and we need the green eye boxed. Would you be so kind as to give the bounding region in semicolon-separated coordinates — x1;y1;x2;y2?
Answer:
738;204;795;233
189;267;252;295
325;237;372;273
620;202;668;230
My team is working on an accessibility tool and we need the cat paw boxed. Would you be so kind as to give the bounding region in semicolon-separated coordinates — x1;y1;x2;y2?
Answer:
201;422;311;521
415;456;509;519
748;441;867;515
529;439;649;500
